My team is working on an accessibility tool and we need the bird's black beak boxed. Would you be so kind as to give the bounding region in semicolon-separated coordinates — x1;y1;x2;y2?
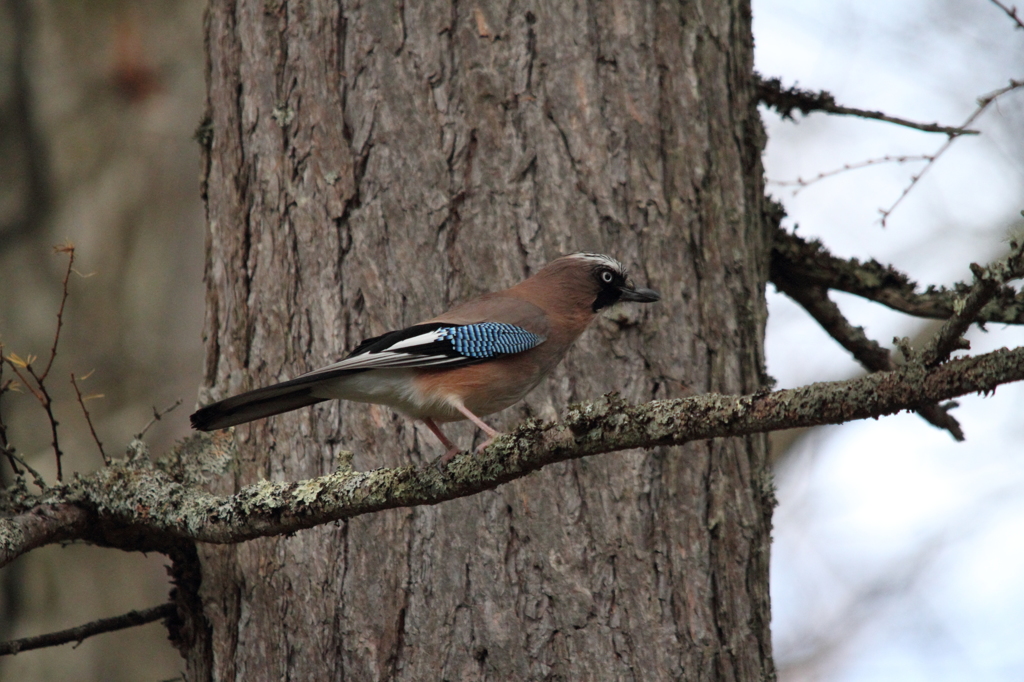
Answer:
618;285;660;303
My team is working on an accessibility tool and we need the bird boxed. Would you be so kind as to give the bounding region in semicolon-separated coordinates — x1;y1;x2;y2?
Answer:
190;253;660;461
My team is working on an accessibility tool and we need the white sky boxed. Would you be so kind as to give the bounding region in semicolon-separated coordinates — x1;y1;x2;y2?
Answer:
753;0;1024;679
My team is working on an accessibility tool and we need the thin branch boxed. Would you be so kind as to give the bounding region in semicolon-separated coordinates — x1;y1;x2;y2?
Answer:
773;279;963;440
39;243;75;381
768;155;933;195
880;79;1024;226
990;0;1024;29
755;75;979;136
770;228;1024;325
757;75;1024;227
1;449;48;492
2;344;1023;567
0;355;57;485
0;246;77;481
0;366;20;476
70;372;109;465
1;439;20;475
2;354;43;403
0;603;175;656
0;367;48;489
24;364;62;481
829;104;976;137
137;399;183;439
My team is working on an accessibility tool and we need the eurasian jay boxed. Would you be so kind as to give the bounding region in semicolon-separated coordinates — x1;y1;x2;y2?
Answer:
190;253;660;460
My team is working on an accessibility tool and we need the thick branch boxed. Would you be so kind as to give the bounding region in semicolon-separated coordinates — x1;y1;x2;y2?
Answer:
773;278;963;440
2;345;1022;567
0;503;91;567
771;229;1024;325
0;603;174;656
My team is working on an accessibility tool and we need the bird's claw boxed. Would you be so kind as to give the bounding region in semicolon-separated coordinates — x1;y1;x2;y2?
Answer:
475;435;498;453
437;445;462;466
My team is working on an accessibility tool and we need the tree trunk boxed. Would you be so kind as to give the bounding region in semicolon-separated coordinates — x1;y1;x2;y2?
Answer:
197;0;773;679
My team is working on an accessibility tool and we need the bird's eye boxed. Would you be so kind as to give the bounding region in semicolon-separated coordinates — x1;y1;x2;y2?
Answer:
600;270;614;284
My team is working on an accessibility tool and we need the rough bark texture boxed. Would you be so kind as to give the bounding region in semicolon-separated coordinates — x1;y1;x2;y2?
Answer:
198;0;772;679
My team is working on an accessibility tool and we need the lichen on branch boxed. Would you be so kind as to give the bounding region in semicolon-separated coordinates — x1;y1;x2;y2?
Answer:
3;344;1023;569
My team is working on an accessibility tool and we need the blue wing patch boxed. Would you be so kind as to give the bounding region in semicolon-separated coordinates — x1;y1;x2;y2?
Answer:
439;323;544;358
302;321;546;378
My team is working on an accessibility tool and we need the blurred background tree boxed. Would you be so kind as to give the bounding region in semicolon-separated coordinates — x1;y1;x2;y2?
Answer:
0;1;204;679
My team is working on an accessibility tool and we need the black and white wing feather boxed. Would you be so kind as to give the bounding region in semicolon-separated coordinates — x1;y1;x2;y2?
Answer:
300;322;546;378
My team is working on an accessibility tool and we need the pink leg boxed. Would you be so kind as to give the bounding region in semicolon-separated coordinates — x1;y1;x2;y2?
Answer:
423;418;460;462
451;403;502;452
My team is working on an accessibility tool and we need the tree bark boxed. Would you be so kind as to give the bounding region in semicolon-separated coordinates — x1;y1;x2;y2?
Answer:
197;0;773;679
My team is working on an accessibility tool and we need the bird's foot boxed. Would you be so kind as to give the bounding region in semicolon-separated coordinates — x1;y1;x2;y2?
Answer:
475;432;503;453
424;417;461;466
439;445;462;465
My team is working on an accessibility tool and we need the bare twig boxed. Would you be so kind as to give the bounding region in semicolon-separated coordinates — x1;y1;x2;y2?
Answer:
757;74;1024;226
0;438;19;475
880;79;1024;226
0;367;48;489
990;0;1024;29
2;353;42;403
2;378;48;487
0;365;19;475
0;244;89;480
773;278;964;440
39;243;75;381
3;450;48;491
23;363;63;481
768;155;933;195
756;75;979;136
70;372;109;465
0;245;78;480
137;399;183;439
828;104;976;136
1;357;56;485
0;603;175;656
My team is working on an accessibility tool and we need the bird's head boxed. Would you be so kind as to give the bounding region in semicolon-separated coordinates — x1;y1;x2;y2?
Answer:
553;253;661;312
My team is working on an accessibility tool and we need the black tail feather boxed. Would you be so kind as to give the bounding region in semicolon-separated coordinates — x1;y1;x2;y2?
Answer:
190;383;328;431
